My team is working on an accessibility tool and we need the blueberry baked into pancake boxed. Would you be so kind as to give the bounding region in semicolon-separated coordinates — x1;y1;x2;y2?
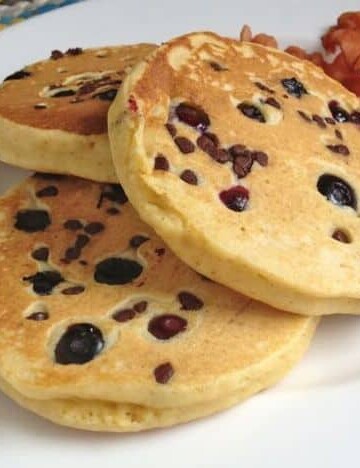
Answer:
0;44;155;182
109;32;360;316
0;174;316;431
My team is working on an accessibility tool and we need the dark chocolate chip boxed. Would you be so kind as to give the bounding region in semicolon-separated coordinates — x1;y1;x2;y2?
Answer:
66;47;83;56
328;101;350;123
52;89;77;98
79;260;88;266
209;61;228;71
178;291;204;310
130;235;149;248
326;144;350;156
64;219;83;231
165;123;177;137
84;222;105;236
148;314;187;340
219;186;249;212
55;323;104;365
197;133;218;158
155;248;165;256
62;286;85;295
350;111;360;124
65;246;81;261
281;77;308;98
254;82;275;94
95;89;118;101
297;110;312;122
36;185;59;198
51;50;64;60
4;69;31;81
252;151;269;166
101;185;128;205
26;311;49;321
112;308;136;322
75;234;90;249
154;362;174;384
317;174;356;210
237;103;265;123
175;102;210;132
154;154;170;171
312;114;326;128
24;270;64;295
34;103;48;110
265;97;281;109
15;210;51;233
174;136;195;154
335;129;343;140
332;229;351;243
180;169;198;185
133;301;148;313
107;207;120;215
233;153;253;178
94;257;143;285
229;144;247;158
32;247;49;262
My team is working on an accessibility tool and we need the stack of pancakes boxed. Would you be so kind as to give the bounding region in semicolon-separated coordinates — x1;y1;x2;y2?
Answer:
0;32;359;432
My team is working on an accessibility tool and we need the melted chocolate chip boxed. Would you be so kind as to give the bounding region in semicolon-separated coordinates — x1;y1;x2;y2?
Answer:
52;89;77;98
233;153;254;178
317;174;356;210
265;97;281;109
24;270;64;295
209;61;228;71
154;362;174;384
84;222;105;235
326;144;350;156
94;257;143;285
229;145;246;158
64;219;83;231
51;50;64;60
178;292;204;310
165;123;177;137
252;151;269;166
134;301;148;313
62;286;85;295
174;136;195;154
297;110;312;122
55;323;104;365
254;82;275;94
180;169;198;185
281;77;308;98
15;210;51;233
95;89;118;101
175;102;210;131
4;69;31;81
32;247;49;262
332;229;351;243
36;185;59;198
75;234;90;249
328;101;350;123
112;308;136;322
154;154;170;171
130;235;149;248
27;311;49;321
148;315;187;340
312;114;326;129
65;247;81;261
220;186;249;212
237;103;265;123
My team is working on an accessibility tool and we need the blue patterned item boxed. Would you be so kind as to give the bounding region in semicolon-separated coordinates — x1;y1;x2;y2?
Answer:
0;0;84;24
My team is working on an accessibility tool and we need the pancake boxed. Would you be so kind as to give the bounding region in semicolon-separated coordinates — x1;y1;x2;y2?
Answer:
108;32;360;316
0;44;155;182
0;174;316;431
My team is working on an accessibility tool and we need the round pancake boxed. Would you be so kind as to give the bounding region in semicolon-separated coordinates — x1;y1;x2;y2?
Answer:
0;174;316;431
108;32;360;316
0;44;155;182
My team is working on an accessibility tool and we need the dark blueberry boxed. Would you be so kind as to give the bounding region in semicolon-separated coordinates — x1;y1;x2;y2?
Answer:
84;222;105;235
31;247;49;262
178;291;204;310
252;151;269;167
52;89;77;98
36;185;59;198
75;234;90;249
133;301;148;313
254;82;275;94
165;123;177;137
297;110;312;122
209;61;228;71
328;101;350;123
154;154;170;171
55;323;104;365
24;270;64;295
326;144;350;156
174;136;195;154
219;186;249;212
312;114;326;129
180;169;198;185
112;308;136;322
281;77;308;98
65;246;81;261
4;69;31;81
237;103;265;123
233;153;254;178
107;207;120;215
51;50;64;60
130;235;149;248
265;97;281;109
94;257;143;285
95;89;118;101
26;311;49;321
175;102;210;131
335;129;343;140
64;219;83;231
66;47;83;56
148;314;187;340
317;174;356;210
62;286;85;295
155;248;165;256
154;362;174;384
332;229;351;243
15;210;51;233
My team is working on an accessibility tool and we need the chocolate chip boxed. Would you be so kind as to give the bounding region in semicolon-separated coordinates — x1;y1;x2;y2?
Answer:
64;219;83;231
180;169;198;185
15;210;51;233
66;47;83;56
297;110;312;122
174;136;195;154
95;89;118;101
4;69;31;81
155;248;166;256
84;222;105;235
112;308;136;322
325;117;336;125
36;185;59;198
34;103;48;110
229;145;247;158
233;153;253;178
55;323;104;365
130;235;149;248
350;111;360;124
335;129;343;140
79;260;88;266
312;114;326;129
107;207;120;215
175;102;210;132
94;257;143;285
62;286;85;295
27;311;49;321
254;82;275;94
237;103;265;123
133;301;148;313
197;133;218;159
178;291;204;310
209;61;228;71
332;229;351;243
148;315;187;340
100;185;128;205
32;247;49;262
265;97;281;109
154;154;170;171
24;270;64;295
328;101;350;123
317;174;356;210
252;151;269;166
281;77;308;98
52;89;76;98
75;234;90;249
154;362;174;384
165;123;177;137
51;50;64;60
65;246;81;261
219;186;249;212
326;144;350;156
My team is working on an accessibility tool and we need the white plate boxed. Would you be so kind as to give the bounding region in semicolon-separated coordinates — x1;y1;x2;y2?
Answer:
1;1;360;467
